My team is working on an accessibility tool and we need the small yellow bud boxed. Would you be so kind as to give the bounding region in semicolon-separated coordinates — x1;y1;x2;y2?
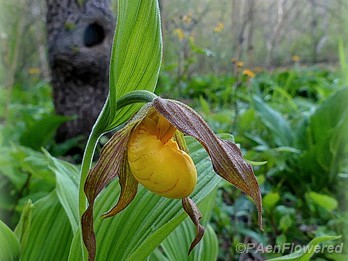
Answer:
242;69;255;78
291;55;300;62
28;67;41;75
213;22;224;33
236;61;244;68
254;66;264;72
182;14;192;24
173;28;185;40
128;111;197;199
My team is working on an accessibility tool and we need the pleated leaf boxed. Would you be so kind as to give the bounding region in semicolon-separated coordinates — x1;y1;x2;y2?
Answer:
149;188;219;261
19;115;69;150
20;192;73;261
45;150;80;232
14;200;33;250
253;95;293;146
0;219;21;261
107;0;162;130
152;224;218;261
68;227;84;261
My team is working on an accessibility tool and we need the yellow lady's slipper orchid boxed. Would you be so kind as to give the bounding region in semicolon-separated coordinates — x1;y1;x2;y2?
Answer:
82;97;263;260
128;111;197;198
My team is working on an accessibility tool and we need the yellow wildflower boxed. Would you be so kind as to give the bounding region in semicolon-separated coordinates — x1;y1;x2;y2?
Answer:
28;67;41;75
243;69;256;78
173;28;185;40
128;111;197;198
182;14;192;24
254;66;264;72
236;61;244;68
291;55;300;62
213;22;224;33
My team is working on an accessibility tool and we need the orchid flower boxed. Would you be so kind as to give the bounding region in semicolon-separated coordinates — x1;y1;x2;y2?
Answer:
82;96;262;260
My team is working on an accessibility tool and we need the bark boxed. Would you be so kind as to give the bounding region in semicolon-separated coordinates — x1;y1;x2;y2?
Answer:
233;0;254;61
266;0;298;66
45;0;116;142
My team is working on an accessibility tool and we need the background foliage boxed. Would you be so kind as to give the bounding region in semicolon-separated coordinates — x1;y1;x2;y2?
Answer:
0;0;347;260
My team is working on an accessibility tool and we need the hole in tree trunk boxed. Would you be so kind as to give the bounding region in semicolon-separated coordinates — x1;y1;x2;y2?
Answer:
83;23;105;47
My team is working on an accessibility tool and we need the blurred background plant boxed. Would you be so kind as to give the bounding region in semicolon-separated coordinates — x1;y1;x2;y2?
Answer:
0;0;347;260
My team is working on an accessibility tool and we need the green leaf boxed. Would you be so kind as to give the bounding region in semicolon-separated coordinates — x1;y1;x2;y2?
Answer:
108;0;162;130
149;248;169;261
272;146;300;153
195;225;218;261
338;38;348;86
199;96;210;115
299;87;348;188
307;87;348;174
267;235;341;261
0;219;21;261
279;214;292;232
72;136;221;260
14;200;33;250
253;95;293;146
45;150;80;232
246;159;268;166
20;192;73;261
152;224;218;261
263;192;280;210
0;145;55;190
68;228;84;261
0;127;3;146
235;226;267;245
148;189;219;261
19;115;69;150
307;192;338;212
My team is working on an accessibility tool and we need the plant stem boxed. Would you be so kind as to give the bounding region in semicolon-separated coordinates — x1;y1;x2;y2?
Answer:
78;129;100;216
116;90;158;109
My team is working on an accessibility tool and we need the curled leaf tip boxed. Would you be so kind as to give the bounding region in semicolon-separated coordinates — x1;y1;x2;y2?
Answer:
182;197;204;255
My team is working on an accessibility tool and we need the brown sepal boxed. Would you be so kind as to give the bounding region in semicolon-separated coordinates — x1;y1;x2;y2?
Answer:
82;130;131;261
101;157;138;218
182;197;205;255
81;104;152;260
154;97;263;229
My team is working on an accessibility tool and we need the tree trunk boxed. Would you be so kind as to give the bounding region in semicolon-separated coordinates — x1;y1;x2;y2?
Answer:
45;0;116;142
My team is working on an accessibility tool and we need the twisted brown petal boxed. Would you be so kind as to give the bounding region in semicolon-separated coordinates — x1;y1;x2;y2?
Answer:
153;97;263;229
101;157;138;218
82;104;152;261
182;197;204;254
82;130;132;261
